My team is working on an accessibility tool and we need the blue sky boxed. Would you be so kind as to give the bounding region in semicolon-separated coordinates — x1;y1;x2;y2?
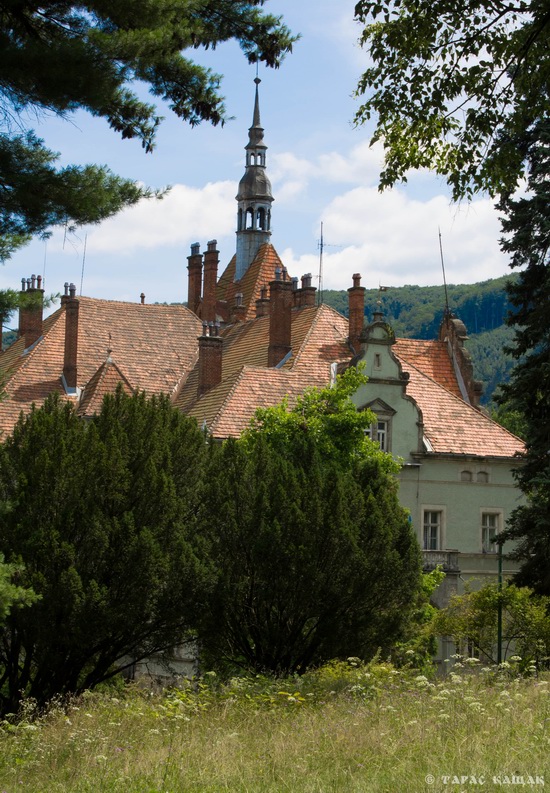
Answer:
1;0;510;309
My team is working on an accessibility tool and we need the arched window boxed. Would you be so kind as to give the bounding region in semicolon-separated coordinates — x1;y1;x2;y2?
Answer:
257;207;266;230
477;471;489;483
237;208;243;231
246;208;254;230
460;470;472;482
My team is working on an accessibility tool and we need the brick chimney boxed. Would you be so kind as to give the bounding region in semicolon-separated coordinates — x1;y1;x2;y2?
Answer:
187;242;203;315
268;268;293;367
62;282;79;394
198;321;223;397
255;285;270;318
202;240;218;323
19;274;44;349
300;273;316;307
231;292;247;323
348;273;366;352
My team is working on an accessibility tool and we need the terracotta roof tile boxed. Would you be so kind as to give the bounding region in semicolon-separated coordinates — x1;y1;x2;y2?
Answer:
394;338;462;398
179;303;353;437
404;361;524;457
0;298;202;435
77;357;134;417
216;243;284;320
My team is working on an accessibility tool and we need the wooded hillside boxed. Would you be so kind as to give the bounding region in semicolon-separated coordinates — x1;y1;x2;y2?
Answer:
323;275;515;405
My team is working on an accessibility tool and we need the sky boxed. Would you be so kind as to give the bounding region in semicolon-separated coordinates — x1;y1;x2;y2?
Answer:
1;0;511;310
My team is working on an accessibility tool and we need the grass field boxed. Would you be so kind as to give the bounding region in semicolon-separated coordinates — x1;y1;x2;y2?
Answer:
0;659;548;793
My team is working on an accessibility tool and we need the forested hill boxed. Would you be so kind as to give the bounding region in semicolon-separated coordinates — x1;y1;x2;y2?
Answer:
322;275;516;405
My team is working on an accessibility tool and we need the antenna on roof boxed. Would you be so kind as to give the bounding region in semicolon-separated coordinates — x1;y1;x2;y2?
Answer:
79;233;87;296
42;240;47;289
318;222;324;306
439;227;450;319
317;223;347;307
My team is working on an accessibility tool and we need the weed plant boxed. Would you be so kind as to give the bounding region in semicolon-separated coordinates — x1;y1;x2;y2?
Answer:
0;657;548;793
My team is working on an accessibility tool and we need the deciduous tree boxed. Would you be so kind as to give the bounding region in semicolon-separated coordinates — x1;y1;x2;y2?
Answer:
354;0;550;200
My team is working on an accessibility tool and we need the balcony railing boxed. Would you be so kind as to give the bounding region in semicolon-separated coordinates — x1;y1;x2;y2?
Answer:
422;549;460;573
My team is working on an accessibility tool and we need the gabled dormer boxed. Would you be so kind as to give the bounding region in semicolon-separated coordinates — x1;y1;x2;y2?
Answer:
351;311;424;459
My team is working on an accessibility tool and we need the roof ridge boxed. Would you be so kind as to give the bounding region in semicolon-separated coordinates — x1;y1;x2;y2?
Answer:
291;304;348;368
2;307;65;387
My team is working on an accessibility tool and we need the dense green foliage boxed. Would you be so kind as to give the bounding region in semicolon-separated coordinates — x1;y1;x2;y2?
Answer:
198;369;423;675
0;1;295;258
0;389;211;714
435;582;550;668
498;121;550;595
0;555;37;625
322;276;515;404
354;0;550;200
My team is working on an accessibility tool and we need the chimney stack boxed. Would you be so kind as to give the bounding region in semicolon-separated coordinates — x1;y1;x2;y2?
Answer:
255;285;270;318
187;242;203;315
198;321;223;397
300;273;316;307
202;240;219;324
18;274;44;349
268;269;293;367
348;273;365;352
63;282;79;393
231;292;247;323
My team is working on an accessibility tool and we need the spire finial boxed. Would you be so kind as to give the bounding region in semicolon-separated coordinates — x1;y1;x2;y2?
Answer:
252;76;261;127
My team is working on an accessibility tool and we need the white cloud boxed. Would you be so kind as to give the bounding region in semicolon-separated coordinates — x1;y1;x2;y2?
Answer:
85;181;236;254
281;187;508;289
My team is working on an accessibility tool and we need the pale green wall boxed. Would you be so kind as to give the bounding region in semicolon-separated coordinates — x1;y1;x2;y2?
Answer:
350;324;523;595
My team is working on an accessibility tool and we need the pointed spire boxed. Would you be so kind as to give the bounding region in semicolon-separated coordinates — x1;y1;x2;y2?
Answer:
252;76;261;128
235;78;274;281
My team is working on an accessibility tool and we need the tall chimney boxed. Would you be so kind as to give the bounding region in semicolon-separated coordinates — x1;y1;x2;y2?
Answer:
300;273;317;307
187;242;203;315
268;269;293;367
18;274;44;348
63;282;79;393
202;240;219;323
348;273;365;352
198;322;223;396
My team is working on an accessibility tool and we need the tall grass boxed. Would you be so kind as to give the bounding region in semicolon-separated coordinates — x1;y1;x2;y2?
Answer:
0;659;548;792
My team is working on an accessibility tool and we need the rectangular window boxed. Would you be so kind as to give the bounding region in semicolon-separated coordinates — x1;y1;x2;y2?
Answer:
423;510;441;550
371;420;389;452
482;512;500;553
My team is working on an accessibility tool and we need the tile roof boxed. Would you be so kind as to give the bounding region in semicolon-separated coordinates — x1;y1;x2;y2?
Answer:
77;357;134;417
176;303;352;436
394;338;462;398
216;243;284;321
403;359;524;458
0;298;202;435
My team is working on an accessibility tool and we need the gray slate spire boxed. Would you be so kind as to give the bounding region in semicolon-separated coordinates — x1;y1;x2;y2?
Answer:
235;78;274;281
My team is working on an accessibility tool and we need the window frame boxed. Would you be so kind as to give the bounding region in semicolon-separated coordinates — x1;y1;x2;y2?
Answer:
421;506;446;551
481;509;503;553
